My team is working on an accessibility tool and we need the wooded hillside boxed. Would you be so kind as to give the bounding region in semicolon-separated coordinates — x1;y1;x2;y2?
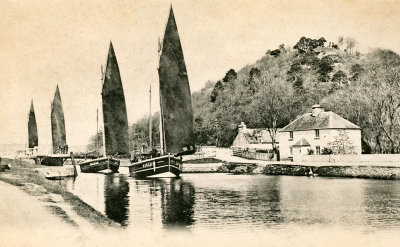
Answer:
123;36;400;154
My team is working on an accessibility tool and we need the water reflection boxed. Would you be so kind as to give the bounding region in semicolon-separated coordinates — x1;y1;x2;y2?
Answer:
104;175;129;226
64;173;400;232
363;180;400;229
187;174;283;230
278;176;366;227
245;176;283;225
159;178;195;227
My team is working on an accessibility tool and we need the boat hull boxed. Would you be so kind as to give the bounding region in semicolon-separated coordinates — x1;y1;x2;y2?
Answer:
0;164;10;172
37;155;70;166
128;155;182;178
79;157;120;173
45;173;74;180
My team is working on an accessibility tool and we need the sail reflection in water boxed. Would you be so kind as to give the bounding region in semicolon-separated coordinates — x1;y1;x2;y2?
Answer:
104;175;130;226
127;178;195;229
160;178;195;227
64;174;130;226
64;174;400;232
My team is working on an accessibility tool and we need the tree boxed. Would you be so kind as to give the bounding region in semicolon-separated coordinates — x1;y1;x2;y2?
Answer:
210;81;223;102
223;69;237;83
338;36;344;48
87;131;103;155
294;37;326;53
130;113;160;152
345;37;357;54
318;56;334;82
250;73;297;155
247;67;261;94
350;64;364;81
327;130;356;154
369;66;400;153
332;70;347;83
270;49;281;57
322;51;400;154
331;70;348;92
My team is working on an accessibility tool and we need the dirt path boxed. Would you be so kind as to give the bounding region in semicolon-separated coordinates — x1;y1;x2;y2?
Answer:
0;181;88;246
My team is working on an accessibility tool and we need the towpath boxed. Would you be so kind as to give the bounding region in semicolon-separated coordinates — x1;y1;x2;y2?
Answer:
0;180;90;246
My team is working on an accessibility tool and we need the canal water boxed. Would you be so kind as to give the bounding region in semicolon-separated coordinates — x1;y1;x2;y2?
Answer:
63;168;400;234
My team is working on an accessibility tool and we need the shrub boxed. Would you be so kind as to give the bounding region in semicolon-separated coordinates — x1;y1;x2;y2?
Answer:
270;49;281;57
321;147;333;155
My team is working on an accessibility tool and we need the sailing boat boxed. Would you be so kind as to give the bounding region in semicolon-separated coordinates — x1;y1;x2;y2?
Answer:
79;42;127;173
128;6;195;178
22;100;39;159
51;85;68;154
28;100;38;149
39;85;70;166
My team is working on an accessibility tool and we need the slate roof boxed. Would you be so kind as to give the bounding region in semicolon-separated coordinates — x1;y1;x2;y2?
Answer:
292;138;310;147
243;129;277;144
280;111;360;132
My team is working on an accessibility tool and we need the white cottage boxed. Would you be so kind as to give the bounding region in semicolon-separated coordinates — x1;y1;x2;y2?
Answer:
278;105;361;161
231;122;278;151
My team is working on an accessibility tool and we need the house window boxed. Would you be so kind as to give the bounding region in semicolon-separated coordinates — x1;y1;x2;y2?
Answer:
316;146;321;155
289;131;293;140
290;147;293;155
315;129;320;138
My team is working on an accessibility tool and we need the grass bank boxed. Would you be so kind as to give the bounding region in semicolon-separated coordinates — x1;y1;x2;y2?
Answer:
0;158;121;229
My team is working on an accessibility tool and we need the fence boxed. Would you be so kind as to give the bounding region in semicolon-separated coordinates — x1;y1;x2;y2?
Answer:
231;146;276;161
183;146;217;161
241;152;275;161
297;154;400;163
11;145;89;159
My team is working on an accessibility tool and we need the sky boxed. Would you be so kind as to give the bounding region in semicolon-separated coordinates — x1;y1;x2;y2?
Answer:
0;0;399;148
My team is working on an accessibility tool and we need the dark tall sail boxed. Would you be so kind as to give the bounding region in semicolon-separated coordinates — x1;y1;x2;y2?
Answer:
28;100;38;148
102;42;129;156
51;85;67;153
158;6;195;155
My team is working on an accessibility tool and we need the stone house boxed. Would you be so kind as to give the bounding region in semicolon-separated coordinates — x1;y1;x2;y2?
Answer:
278;105;361;161
231;122;278;151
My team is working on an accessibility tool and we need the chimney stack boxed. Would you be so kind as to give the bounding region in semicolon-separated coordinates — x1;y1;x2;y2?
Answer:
312;104;324;116
238;122;247;132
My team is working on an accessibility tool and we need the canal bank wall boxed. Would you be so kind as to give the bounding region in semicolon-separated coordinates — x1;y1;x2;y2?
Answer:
262;164;400;179
183;160;400;179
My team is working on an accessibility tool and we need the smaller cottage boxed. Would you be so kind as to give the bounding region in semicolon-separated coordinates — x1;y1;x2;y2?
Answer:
231;122;278;151
278;105;361;161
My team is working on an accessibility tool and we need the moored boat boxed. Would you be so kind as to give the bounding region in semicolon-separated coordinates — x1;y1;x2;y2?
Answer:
38;85;69;166
79;156;120;173
78;42;129;173
28;100;38;149
37;154;70;166
129;6;195;178
36;153;78;180
51;85;68;155
0;158;11;172
129;154;182;178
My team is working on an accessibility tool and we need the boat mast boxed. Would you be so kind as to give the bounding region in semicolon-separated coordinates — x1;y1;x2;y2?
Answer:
96;108;99;157
158;36;165;155
100;65;106;157
149;85;152;151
